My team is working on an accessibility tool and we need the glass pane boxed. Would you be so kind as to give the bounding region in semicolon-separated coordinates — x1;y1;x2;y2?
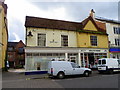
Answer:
102;60;106;64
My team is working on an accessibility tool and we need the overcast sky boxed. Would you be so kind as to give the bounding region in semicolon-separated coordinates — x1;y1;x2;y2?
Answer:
4;0;119;43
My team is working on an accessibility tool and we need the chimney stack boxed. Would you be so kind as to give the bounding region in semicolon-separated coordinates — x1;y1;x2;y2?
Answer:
90;9;95;19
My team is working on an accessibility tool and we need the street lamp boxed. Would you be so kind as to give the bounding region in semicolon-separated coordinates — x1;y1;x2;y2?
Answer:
27;31;33;37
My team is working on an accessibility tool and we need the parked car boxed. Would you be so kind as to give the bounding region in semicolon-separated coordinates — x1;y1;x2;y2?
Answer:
98;58;120;74
48;61;92;79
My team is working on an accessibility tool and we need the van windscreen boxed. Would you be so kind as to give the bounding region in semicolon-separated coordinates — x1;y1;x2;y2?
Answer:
102;59;106;64
98;60;101;64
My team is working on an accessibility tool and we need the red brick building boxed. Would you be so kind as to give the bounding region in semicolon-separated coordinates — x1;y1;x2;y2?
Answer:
8;40;25;68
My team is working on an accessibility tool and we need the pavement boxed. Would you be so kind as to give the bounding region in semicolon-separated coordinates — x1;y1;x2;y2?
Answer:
4;68;49;80
2;69;62;88
8;68;25;73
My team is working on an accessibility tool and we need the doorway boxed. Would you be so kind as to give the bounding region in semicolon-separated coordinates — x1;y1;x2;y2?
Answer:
88;53;94;68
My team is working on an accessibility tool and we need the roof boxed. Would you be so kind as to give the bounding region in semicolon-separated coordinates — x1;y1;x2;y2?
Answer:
25;16;83;31
81;16;106;32
95;17;120;24
25;16;107;33
8;40;25;47
95;21;106;31
8;42;18;47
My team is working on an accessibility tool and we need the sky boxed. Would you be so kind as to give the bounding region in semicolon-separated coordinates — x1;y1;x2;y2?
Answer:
4;0;120;43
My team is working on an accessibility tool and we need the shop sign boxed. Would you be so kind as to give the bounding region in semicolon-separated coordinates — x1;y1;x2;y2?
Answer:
81;49;108;52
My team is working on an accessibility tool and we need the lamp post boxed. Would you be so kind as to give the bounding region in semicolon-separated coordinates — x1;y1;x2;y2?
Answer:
27;31;33;37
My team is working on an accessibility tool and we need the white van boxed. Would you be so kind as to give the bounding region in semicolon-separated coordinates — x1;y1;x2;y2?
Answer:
98;58;120;74
48;61;92;79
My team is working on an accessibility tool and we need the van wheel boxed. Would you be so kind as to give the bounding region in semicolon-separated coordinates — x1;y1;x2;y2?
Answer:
84;71;89;77
57;72;65;79
109;69;113;74
98;71;103;74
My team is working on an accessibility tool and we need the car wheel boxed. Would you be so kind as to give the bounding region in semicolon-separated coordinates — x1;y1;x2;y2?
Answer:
84;71;89;77
57;72;65;79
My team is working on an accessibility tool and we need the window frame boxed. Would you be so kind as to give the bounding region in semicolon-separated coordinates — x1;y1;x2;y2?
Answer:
115;38;120;46
113;27;120;34
90;36;98;46
37;33;46;47
61;35;68;47
71;62;79;68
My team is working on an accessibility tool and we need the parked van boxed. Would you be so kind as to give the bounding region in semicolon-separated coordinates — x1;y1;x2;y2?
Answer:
48;61;92;79
98;58;120;74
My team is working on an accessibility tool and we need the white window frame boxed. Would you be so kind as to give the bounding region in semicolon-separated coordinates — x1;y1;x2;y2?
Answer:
61;35;68;47
38;33;46;47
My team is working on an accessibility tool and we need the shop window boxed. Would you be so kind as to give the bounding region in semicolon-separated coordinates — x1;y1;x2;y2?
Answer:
33;53;39;56
60;53;65;56
53;53;59;56
38;34;46;47
40;53;47;56
61;35;68;47
26;53;32;56
69;56;76;63
47;53;52;56
90;36;97;46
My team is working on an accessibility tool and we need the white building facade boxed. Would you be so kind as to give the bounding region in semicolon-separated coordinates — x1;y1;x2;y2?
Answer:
96;18;120;59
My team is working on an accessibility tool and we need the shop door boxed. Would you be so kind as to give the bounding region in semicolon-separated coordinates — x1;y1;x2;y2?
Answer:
36;62;41;70
88;53;94;68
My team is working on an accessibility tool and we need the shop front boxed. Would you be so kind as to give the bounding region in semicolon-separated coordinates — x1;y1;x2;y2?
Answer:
25;47;80;73
25;47;109;73
80;48;109;68
109;48;120;59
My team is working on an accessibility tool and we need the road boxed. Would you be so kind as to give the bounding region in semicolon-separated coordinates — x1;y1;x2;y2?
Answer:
2;70;120;88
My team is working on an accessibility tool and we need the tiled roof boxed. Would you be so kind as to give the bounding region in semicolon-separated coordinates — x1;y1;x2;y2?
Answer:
25;16;83;31
8;42;18;47
95;21;106;31
8;40;25;47
25;16;106;33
